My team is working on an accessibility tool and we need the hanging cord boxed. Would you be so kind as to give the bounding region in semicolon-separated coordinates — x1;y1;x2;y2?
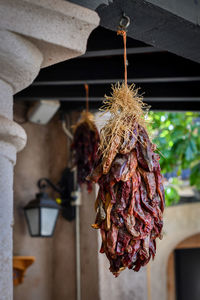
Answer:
117;30;127;86
117;13;130;87
84;84;89;112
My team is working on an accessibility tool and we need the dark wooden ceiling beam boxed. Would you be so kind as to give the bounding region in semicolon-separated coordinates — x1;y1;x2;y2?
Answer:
15;96;200;103
32;77;200;86
97;0;200;63
34;52;200;83
81;46;162;58
15;81;200;99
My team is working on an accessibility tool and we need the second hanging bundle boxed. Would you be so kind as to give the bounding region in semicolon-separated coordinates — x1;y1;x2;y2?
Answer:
71;85;100;193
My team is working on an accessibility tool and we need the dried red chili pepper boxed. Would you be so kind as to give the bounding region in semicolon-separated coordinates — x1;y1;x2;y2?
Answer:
71;111;100;193
89;119;165;277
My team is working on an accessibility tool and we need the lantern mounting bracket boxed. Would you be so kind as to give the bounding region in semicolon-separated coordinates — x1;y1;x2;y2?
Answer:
37;178;62;194
37;169;77;221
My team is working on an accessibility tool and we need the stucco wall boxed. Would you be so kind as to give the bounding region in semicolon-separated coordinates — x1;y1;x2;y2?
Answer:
13;116;55;300
13;103;100;300
98;244;148;300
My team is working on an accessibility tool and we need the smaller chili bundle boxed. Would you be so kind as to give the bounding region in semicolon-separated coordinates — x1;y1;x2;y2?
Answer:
88;83;165;276
71;111;100;193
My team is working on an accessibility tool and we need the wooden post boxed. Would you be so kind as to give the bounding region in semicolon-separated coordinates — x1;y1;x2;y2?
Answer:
147;263;152;300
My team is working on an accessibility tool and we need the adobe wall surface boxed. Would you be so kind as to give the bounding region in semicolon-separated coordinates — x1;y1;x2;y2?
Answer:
13;121;53;299
13;105;69;300
13;104;99;300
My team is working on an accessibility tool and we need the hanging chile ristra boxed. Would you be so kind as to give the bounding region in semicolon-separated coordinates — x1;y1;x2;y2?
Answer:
87;20;165;277
71;85;100;193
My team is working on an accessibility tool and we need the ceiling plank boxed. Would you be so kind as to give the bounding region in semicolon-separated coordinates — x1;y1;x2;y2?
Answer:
32;77;200;86
15;97;200;103
97;0;200;63
81;46;162;58
34;52;200;83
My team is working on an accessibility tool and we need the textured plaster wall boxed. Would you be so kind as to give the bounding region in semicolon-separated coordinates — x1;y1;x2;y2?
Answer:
13;108;61;300
98;246;148;300
47;117;76;300
80;186;100;300
13;103;100;300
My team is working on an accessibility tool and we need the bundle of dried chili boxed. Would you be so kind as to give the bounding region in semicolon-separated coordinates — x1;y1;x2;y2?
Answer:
71;110;100;193
88;83;165;277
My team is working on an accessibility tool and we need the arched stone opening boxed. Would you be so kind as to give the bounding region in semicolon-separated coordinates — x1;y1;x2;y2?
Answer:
167;233;200;300
150;203;200;300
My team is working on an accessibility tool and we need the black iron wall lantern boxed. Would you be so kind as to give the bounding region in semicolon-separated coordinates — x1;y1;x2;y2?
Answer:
24;168;77;237
24;179;60;237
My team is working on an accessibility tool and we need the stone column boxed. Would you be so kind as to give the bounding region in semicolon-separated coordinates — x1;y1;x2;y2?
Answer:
0;82;26;299
0;1;99;298
0;30;43;300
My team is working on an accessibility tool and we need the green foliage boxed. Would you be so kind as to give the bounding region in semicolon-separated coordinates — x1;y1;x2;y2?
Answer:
165;186;180;206
190;162;200;190
148;111;200;206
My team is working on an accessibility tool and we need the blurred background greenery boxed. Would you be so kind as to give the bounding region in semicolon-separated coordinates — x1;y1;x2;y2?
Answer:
148;111;200;206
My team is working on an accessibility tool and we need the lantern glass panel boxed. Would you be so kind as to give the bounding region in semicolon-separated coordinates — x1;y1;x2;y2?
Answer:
25;208;40;236
41;207;59;236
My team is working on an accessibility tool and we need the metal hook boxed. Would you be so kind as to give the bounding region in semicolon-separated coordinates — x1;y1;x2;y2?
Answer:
119;12;130;30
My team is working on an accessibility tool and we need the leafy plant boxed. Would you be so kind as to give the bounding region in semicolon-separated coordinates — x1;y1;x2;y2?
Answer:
148;111;200;206
165;186;180;206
